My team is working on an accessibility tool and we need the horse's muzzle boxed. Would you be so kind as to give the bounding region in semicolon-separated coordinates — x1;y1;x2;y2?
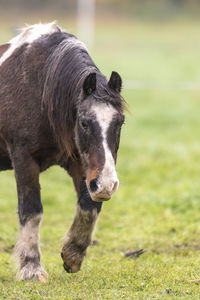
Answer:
90;180;119;202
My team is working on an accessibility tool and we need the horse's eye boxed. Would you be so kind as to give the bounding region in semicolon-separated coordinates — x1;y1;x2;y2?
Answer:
80;120;89;130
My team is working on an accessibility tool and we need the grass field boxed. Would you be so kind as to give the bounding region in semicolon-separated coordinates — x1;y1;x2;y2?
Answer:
1;16;200;299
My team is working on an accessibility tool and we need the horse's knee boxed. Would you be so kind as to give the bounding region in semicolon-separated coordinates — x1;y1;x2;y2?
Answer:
15;213;48;281
61;205;99;273
15;214;42;262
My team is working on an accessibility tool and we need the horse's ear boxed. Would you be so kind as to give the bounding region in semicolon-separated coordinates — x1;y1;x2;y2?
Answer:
108;71;122;93
83;73;96;96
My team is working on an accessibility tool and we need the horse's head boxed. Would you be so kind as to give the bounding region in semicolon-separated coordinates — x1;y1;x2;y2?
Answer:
75;72;124;202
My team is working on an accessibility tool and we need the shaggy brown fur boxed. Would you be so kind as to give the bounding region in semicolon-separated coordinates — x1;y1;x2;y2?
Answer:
0;23;124;281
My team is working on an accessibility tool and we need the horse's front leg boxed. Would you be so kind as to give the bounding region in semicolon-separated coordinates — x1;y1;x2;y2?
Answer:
61;179;102;273
10;146;48;281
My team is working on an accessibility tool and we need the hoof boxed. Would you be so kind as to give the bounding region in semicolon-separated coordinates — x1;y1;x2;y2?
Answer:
37;271;48;282
62;261;81;273
63;262;72;273
17;263;48;282
61;251;82;273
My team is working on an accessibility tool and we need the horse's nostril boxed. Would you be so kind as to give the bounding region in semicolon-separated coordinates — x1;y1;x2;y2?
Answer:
112;181;118;193
89;178;98;193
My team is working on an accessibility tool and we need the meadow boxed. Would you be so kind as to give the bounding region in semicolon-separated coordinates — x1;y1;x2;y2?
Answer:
1;15;200;299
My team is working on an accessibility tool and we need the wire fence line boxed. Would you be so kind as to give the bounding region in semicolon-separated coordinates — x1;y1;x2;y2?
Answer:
124;80;200;90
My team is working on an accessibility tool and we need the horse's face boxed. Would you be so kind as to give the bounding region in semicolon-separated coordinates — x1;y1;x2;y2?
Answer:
75;72;124;202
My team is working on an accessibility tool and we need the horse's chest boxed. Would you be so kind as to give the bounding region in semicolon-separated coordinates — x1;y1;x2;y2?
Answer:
32;147;64;172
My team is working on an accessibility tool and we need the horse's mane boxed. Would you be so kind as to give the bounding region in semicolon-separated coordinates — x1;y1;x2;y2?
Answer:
42;32;124;157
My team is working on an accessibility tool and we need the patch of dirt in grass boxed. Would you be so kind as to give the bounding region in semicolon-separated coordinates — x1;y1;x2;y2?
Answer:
125;249;145;258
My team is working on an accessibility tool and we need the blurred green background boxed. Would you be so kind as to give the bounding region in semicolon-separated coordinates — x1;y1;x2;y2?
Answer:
1;1;200;299
1;0;200;18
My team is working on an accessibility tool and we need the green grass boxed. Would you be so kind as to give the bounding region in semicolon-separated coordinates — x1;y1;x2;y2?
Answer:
1;16;200;299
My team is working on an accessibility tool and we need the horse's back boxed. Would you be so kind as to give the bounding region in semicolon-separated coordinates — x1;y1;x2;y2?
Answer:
0;41;50;162
0;24;75;168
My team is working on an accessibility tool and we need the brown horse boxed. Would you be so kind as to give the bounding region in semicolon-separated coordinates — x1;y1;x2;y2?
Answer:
0;23;125;281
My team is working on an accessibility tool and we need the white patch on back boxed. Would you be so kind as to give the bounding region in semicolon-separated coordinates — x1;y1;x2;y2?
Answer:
0;22;59;66
92;102;119;193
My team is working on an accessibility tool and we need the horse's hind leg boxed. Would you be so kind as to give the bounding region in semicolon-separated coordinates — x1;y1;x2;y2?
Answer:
9;146;48;281
61;176;102;273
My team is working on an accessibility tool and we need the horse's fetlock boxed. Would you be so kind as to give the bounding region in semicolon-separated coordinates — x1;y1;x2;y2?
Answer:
17;262;48;282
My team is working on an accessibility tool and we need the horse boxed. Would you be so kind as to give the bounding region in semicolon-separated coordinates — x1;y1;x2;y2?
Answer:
0;22;125;281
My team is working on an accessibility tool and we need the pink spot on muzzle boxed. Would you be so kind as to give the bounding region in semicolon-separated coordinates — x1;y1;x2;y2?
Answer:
90;180;119;202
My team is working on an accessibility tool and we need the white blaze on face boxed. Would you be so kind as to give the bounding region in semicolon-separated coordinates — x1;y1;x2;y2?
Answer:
92;102;119;195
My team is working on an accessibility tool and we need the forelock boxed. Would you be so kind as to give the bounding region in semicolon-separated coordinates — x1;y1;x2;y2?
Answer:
92;74;125;113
